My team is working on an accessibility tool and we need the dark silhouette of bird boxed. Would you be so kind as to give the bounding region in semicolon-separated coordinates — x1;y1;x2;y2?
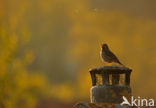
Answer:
100;43;123;65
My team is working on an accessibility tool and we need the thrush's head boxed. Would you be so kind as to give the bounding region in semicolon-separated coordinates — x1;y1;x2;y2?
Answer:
101;43;109;50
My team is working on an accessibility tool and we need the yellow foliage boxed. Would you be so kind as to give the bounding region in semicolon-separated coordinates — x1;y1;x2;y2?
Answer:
0;32;51;108
0;3;51;107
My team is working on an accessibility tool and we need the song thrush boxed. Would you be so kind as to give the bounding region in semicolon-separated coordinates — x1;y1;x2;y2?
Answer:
100;43;123;65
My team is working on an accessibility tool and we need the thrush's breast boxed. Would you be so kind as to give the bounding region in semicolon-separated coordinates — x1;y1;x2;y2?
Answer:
101;49;113;63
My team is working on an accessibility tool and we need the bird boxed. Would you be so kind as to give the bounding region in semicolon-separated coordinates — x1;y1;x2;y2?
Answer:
100;43;123;65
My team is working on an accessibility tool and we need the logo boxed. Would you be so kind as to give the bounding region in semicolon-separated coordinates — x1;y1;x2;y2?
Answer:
120;96;155;107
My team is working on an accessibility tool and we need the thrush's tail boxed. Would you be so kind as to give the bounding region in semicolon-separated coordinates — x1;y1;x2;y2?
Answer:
118;62;125;67
115;60;125;66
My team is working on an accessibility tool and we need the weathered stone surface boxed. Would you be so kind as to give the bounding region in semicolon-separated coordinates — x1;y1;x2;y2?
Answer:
89;66;132;74
75;66;133;108
89;66;132;87
91;85;131;103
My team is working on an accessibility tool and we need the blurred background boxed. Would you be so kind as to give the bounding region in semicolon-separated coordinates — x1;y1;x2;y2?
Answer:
0;0;156;108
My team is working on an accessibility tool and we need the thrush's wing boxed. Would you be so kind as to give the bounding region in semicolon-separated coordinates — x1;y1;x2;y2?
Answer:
106;50;122;65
